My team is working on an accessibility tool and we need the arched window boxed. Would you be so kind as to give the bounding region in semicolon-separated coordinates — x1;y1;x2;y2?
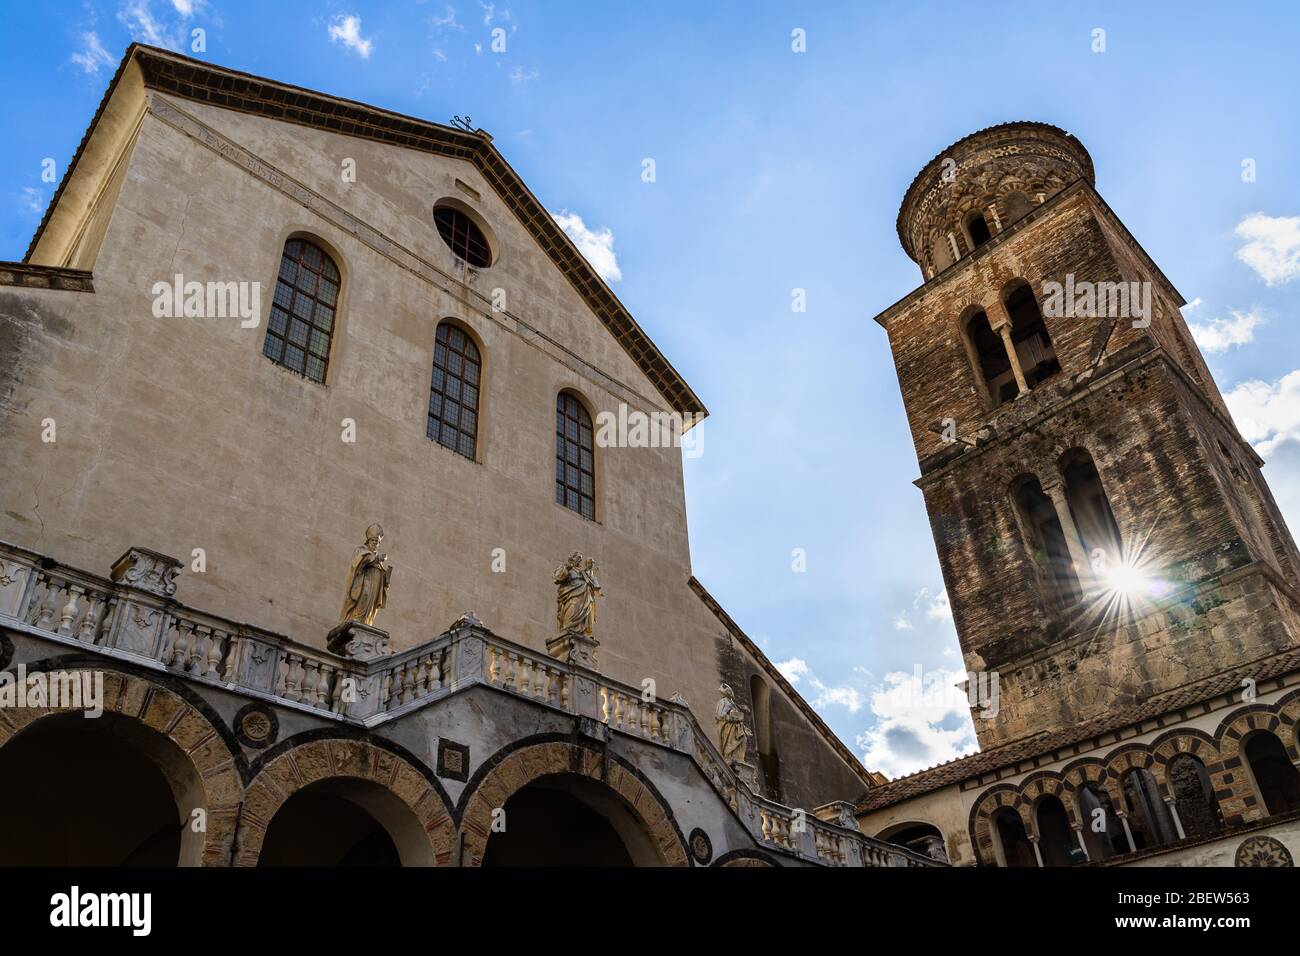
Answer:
1002;191;1033;225
1060;450;1122;575
1003;282;1061;388
1012;476;1081;607
1078;783;1127;860
1168;754;1222;839
965;310;1017;407
556;392;595;520
1244;732;1300;816
434;203;492;268
1121;768;1178;850
1035;795;1083;866
993;808;1036;867
263;238;340;383
750;676;778;798
965;211;992;249
428;322;481;460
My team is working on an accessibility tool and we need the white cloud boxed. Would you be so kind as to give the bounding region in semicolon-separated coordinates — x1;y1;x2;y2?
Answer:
775;657;808;686
328;14;374;59
1226;369;1300;458
1189;307;1264;353
913;586;951;620
508;65;539;84
552;209;622;283
117;0;184;49
170;0;197;14
892;614;913;631
429;6;462;30
1235;214;1300;286
20;187;44;215
855;667;978;779
71;32;115;74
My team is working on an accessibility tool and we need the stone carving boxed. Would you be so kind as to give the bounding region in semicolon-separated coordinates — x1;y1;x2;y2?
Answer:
1234;835;1293;867
450;611;483;632
339;524;392;628
715;683;752;768
554;552;601;637
547;553;602;667
110;547;183;597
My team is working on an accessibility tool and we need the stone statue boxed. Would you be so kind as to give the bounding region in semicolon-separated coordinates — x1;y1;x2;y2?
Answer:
715;683;752;768
554;552;601;637
339;524;392;627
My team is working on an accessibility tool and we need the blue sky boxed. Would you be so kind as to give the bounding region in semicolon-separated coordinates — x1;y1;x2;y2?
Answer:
4;1;1299;778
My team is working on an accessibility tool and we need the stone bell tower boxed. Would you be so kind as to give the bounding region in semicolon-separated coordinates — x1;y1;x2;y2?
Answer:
874;122;1300;748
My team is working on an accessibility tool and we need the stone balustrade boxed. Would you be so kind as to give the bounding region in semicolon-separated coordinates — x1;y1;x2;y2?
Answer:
0;539;939;867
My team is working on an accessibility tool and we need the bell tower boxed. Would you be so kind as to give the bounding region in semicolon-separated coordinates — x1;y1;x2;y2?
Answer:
875;122;1300;748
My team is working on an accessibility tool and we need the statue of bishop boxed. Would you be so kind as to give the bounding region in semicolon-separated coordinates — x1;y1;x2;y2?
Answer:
339;524;392;628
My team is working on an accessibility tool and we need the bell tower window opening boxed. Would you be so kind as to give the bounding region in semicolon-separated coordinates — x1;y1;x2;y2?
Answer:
1004;283;1060;388
965;211;992;249
966;310;1018;408
1012;476;1082;607
1060;450;1122;574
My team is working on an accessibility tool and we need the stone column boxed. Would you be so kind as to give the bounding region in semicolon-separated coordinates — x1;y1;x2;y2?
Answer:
1166;799;1186;840
1030;836;1044;868
1118;815;1138;853
987;299;1029;396
1042;477;1094;592
1073;825;1091;862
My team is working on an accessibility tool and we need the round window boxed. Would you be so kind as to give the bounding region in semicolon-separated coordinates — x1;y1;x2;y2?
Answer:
434;203;493;268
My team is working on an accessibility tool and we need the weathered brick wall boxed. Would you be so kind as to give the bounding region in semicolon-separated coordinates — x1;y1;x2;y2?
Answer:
881;128;1300;750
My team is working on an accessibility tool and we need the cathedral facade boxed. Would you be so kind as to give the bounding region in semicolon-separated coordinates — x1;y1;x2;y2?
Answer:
0;44;914;868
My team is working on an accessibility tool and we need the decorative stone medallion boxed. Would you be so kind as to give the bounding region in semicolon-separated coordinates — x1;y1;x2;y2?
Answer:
689;827;713;865
233;703;279;749
1234;835;1293;867
437;738;470;782
110;547;183;597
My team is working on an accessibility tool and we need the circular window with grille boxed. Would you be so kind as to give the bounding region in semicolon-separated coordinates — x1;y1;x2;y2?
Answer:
433;200;494;268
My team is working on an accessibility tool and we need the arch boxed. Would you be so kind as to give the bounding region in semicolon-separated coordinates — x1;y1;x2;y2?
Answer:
262;235;342;384
962;307;1017;407
458;739;688;867
1001;190;1034;225
1243;730;1300;817
1119;766;1178;850
0;667;241;866
1149;728;1222;795
1059;447;1122;581
1019;771;1075;831
969;785;1028;867
1002;280;1061;388
1214;705;1293;824
964;210;992;249
1077;782;1127;861
1166;753;1223;840
712;849;780;867
428;318;484;461
1010;473;1082;606
1035;794;1082;865
556;388;597;520
876;820;949;862
234;736;454;867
